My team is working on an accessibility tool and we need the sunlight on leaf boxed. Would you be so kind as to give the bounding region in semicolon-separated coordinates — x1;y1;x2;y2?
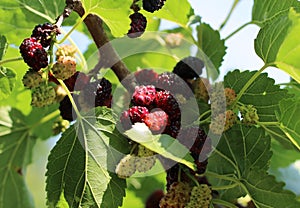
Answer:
252;0;300;26
277;98;300;151
276;9;300;83
125;123;196;171
81;0;132;37
141;0;193;28
46;107;128;207
0;35;8;60
0;67;16;101
255;9;300;83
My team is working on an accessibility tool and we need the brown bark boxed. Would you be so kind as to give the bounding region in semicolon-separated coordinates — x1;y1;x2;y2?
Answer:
65;0;131;82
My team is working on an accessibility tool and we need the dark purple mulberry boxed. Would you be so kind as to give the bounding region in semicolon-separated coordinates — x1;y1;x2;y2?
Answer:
31;23;57;47
134;69;158;85
78;78;112;111
59;95;79;121
95;78;113;107
19;37;48;71
128;12;147;38
156;72;191;96
143;0;167;13
173;56;204;79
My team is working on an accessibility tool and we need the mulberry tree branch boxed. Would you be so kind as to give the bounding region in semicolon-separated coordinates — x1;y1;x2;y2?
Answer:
65;0;131;83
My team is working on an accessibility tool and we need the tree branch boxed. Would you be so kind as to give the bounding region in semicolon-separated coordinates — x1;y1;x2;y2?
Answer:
65;0;132;83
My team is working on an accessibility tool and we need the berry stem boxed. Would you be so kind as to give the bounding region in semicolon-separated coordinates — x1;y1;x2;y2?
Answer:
232;64;270;108
57;12;89;44
48;35;56;69
219;0;241;30
212;199;238;208
57;79;82;120
224;21;253;40
199;110;211;121
200;116;211;125
0;57;23;66
177;166;182;182
130;143;138;155
178;164;200;186
30;109;60;129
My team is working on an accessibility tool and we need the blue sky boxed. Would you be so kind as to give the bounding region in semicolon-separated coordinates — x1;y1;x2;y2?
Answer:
189;0;290;83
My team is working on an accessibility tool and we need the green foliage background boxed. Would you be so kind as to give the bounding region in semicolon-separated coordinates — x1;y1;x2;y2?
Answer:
1;0;300;207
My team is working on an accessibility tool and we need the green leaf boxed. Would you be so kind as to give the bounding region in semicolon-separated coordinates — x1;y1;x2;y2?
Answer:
0;35;8;60
81;0;132;37
252;0;300;26
208;126;272;176
127;171;165;204
0;46;31;115
224;70;295;147
208;125;300;207
0;0;69;44
27;105;60;140
276;9;300;83
111;31;193;73
254;14;291;64
0;107;36;208
207;125;271;200
141;0;194;28
46;125;86;207
270;140;300;169
125;123;196;171
224;70;289;122
46;107;128;207
196;23;226;73
101;173;126;208
244;169;300;208
255;9;300;83
277;98;300;150
0;67;16;101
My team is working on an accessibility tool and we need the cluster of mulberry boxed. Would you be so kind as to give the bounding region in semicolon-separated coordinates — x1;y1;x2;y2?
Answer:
58;72;112;121
21;24;112;123
127;0;167;38
120;70;183;137
20;23;58;71
20;23;59;108
239;104;259;125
